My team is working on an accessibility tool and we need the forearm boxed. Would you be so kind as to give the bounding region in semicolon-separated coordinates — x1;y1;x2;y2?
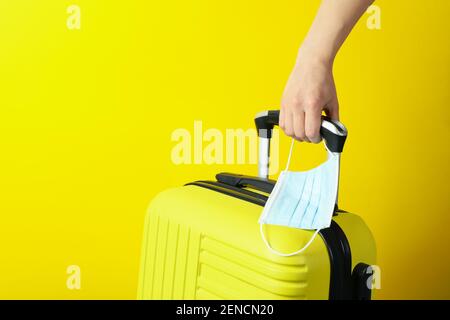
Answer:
280;0;374;141
297;0;375;66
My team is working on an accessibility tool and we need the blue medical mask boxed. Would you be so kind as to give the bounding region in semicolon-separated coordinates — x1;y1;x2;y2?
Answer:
259;138;340;256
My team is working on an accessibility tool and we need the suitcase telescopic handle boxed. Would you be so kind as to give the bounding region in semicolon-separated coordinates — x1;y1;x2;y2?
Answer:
254;110;348;178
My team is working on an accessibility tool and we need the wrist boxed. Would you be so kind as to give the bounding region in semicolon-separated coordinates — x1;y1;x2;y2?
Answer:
296;44;335;70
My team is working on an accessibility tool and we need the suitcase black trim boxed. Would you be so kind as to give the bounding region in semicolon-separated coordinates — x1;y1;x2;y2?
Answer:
320;221;353;299
190;180;269;201
185;181;267;205
185;179;358;300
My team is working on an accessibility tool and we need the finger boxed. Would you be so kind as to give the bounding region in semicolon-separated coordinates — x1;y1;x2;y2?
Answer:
293;111;308;142
324;96;339;120
284;110;295;137
305;108;322;143
279;108;285;130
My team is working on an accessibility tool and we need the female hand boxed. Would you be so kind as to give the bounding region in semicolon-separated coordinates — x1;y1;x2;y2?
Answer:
280;53;339;143
279;0;374;142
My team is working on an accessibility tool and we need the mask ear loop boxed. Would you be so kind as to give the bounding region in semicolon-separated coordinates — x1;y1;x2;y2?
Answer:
260;224;321;257
259;138;319;257
284;138;296;171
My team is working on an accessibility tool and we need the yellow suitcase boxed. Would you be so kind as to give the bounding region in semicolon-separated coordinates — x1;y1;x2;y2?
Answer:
138;110;376;300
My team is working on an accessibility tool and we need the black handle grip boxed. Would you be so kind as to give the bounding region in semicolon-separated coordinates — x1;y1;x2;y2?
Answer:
254;110;347;153
216;172;275;193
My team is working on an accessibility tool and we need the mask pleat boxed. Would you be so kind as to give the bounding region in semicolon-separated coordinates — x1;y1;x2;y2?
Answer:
314;156;339;228
298;168;321;229
288;171;314;228
309;168;324;228
259;141;340;231
269;172;302;226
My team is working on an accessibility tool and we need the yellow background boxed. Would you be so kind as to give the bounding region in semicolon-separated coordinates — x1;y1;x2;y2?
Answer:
0;0;449;299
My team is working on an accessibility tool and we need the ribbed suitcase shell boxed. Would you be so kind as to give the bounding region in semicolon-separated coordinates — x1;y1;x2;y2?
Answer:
138;182;376;300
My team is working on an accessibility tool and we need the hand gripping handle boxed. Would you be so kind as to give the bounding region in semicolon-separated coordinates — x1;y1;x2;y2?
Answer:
254;110;347;178
254;110;347;153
